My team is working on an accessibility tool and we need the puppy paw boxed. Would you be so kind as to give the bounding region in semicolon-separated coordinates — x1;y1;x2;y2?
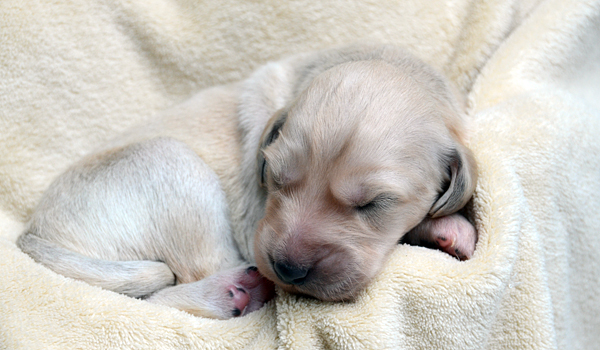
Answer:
146;265;275;319
405;214;477;260
224;266;276;317
427;214;477;260
226;284;251;317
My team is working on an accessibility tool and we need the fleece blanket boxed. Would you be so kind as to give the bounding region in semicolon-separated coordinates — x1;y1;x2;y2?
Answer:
1;0;599;349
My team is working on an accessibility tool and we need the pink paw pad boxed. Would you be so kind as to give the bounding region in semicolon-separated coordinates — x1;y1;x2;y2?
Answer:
430;214;477;260
435;234;454;249
227;266;276;317
227;286;250;317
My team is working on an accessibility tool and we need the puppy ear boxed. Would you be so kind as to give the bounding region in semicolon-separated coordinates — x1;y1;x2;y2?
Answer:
257;109;288;187
429;145;477;218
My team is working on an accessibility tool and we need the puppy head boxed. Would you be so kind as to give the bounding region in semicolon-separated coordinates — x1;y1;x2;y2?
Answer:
254;59;476;301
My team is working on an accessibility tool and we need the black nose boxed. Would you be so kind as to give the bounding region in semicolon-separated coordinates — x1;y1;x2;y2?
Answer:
273;261;309;285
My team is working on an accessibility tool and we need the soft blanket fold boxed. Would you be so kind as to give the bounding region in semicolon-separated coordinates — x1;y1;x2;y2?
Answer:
1;0;599;349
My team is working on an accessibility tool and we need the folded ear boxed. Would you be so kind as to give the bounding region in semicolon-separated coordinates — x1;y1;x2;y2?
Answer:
429;144;478;218
257;109;288;187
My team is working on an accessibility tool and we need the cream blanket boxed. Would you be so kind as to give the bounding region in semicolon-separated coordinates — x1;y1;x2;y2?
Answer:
1;0;599;349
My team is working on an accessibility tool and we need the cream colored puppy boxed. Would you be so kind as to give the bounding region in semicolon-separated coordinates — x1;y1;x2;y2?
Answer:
18;43;477;318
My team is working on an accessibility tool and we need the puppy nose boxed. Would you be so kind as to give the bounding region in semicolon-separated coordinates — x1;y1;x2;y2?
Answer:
273;261;309;285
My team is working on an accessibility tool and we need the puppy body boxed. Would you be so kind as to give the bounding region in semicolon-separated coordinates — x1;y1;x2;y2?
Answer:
18;44;477;318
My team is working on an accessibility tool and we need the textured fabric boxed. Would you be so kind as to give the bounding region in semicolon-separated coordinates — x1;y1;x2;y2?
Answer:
1;0;599;349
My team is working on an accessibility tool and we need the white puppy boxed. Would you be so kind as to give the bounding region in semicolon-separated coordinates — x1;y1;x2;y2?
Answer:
18;43;477;319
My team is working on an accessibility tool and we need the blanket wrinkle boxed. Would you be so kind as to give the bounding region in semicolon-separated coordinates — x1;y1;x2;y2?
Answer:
1;0;599;349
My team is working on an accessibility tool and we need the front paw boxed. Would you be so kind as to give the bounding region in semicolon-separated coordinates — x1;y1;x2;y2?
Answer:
405;214;478;260
427;214;477;260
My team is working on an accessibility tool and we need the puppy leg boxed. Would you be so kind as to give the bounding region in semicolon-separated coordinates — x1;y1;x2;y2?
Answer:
19;137;251;319
146;265;275;319
23;137;243;275
403;214;477;260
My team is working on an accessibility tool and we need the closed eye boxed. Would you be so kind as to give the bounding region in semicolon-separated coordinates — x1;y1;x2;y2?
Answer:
355;194;397;213
356;200;377;211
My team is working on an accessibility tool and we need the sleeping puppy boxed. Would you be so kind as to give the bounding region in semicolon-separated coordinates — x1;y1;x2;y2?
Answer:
253;55;478;301
17;43;477;319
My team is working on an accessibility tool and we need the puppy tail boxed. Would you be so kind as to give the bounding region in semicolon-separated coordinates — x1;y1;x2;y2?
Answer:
17;233;175;298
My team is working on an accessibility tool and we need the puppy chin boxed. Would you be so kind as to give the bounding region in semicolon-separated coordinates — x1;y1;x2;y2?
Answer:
253;225;377;301
276;269;372;302
255;256;372;301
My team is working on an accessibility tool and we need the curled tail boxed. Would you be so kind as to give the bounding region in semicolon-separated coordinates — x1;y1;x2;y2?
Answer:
17;233;175;298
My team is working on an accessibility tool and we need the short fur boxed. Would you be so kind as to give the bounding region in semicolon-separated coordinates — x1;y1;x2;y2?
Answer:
18;43;477;318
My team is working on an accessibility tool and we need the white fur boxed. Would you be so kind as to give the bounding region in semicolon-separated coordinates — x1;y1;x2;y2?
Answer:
17;43;476;318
